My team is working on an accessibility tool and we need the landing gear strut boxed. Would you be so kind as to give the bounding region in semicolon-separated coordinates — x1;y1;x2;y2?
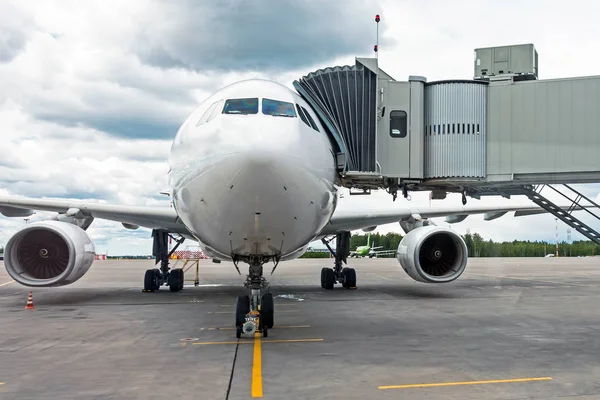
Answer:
143;230;186;292
320;232;357;289
234;255;276;338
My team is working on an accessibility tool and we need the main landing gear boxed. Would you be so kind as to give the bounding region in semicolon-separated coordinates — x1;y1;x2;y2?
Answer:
234;255;276;338
143;230;186;292
320;232;357;290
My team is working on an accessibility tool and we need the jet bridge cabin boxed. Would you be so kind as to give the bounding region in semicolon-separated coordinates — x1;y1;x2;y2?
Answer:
293;44;600;194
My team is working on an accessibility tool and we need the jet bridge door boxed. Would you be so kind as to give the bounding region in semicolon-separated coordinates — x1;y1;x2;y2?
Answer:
377;80;411;178
376;78;425;179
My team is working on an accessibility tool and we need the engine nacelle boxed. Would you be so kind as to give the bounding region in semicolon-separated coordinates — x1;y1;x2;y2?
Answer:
397;226;468;283
4;221;96;287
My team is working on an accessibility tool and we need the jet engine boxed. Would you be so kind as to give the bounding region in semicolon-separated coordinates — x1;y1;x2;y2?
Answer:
4;221;96;287
397;226;468;283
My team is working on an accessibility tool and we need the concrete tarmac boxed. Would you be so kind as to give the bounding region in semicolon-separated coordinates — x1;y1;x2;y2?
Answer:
1;257;600;399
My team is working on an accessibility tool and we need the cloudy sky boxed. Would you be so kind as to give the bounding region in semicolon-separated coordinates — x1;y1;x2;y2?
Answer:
1;0;600;255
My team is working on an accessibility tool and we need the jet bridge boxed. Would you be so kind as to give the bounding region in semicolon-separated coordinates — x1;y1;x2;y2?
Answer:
293;43;600;244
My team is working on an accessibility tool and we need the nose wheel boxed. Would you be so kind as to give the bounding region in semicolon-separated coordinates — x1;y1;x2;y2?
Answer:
234;257;275;338
235;293;274;338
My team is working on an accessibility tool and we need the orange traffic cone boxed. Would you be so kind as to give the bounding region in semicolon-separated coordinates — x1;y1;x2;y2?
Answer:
25;291;34;310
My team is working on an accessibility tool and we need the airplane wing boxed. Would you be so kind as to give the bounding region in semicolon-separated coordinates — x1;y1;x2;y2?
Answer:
318;203;584;236
0;196;192;237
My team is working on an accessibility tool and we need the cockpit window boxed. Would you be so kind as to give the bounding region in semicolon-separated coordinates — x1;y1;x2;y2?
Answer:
262;98;297;117
296;104;310;127
301;106;319;132
222;98;258;115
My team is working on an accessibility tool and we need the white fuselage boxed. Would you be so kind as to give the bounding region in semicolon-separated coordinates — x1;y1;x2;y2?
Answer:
168;79;339;261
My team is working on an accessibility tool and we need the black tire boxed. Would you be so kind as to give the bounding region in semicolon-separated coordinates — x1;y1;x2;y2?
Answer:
261;293;274;329
168;269;182;292
345;268;357;288
341;267;350;288
320;268;328;288
324;268;335;290
152;269;161;290
176;268;185;290
263;326;268;338
235;295;250;327
143;269;156;291
236;326;242;338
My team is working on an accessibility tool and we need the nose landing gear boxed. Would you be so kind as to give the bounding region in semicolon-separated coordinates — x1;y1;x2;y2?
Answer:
234;256;276;338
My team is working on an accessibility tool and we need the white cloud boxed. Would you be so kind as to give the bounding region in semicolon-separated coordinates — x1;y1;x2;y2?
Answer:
1;0;600;256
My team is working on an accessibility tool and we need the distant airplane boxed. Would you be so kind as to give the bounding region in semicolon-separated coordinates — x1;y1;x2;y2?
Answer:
0;79;575;338
350;233;396;258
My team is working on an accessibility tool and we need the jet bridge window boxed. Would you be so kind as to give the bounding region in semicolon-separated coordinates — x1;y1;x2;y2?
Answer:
262;98;297;117
222;98;258;115
390;110;407;138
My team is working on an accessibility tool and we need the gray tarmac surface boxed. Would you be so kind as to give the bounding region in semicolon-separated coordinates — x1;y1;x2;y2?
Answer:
1;257;600;399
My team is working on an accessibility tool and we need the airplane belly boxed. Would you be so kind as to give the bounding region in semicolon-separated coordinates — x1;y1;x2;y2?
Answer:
174;154;336;259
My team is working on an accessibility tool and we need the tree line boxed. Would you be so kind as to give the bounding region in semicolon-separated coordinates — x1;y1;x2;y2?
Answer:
302;232;600;258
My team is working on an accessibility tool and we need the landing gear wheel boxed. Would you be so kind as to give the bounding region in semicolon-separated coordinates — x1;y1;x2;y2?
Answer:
236;326;242;339
323;268;335;290
344;268;356;288
263;326;268;338
261;293;274;329
168;268;184;292
341;267;350;288
320;268;328;288
235;295;250;327
143;269;160;291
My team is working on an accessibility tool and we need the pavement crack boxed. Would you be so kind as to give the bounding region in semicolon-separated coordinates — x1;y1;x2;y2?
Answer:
225;340;240;400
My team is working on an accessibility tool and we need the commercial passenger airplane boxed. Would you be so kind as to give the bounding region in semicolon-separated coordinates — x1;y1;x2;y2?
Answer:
350;233;397;258
0;79;568;337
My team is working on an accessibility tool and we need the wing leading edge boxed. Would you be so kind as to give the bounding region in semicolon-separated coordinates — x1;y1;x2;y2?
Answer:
0;196;192;236
319;203;588;236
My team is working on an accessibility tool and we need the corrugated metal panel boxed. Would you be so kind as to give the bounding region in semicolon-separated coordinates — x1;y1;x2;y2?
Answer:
424;81;488;178
293;64;377;172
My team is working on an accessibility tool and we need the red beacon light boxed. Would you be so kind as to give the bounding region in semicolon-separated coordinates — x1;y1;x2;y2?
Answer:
373;45;378;52
375;14;380;23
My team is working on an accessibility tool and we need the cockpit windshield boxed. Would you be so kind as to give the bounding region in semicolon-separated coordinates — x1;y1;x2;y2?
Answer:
222;98;258;115
262;98;297;118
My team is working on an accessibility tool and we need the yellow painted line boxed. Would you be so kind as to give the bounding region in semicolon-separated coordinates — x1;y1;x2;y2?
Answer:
378;376;553;390
0;280;15;287
261;338;323;344
273;325;311;329
252;332;263;397
200;325;310;331
211;310;300;314
191;338;324;346
193;340;248;345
